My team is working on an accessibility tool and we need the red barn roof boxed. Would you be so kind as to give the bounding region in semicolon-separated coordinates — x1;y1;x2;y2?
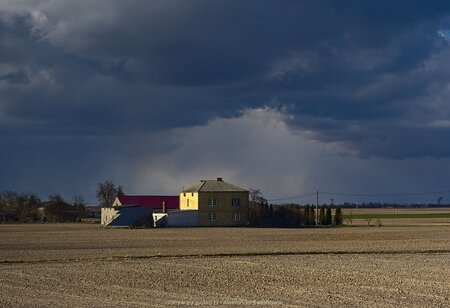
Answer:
117;195;179;210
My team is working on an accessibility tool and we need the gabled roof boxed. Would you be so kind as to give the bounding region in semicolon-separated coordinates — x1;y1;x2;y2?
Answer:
116;195;179;209
183;178;248;192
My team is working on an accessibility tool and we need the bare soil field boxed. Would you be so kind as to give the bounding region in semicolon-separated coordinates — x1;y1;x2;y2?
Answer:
1;224;449;307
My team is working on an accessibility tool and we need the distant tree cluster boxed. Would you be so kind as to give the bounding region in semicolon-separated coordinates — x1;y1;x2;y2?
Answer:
248;190;343;228
0;191;86;223
300;205;337;226
0;180;123;223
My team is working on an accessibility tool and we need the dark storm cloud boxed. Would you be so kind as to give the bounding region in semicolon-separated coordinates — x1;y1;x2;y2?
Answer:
2;1;450;199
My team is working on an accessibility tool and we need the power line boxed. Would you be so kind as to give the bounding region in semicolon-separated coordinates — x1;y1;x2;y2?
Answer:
267;189;450;203
267;192;316;202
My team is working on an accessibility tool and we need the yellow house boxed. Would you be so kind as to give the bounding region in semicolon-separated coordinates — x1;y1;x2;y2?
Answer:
180;178;249;226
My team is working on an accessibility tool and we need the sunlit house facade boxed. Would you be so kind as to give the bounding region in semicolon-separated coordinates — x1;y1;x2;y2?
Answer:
180;178;249;226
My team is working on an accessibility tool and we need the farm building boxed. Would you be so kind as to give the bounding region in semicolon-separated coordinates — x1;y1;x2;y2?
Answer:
101;195;179;227
153;210;199;227
38;200;80;222
112;195;179;212
180;178;249;226
101;178;249;227
102;205;153;227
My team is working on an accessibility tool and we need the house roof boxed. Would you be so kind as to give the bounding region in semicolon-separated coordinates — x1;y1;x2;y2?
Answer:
183;178;248;192
116;195;179;209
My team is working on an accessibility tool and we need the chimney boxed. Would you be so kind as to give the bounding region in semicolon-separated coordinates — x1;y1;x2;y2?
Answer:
162;201;167;214
217;177;223;182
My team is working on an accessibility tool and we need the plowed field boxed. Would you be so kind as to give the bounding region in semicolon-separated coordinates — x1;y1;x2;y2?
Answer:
1;224;449;307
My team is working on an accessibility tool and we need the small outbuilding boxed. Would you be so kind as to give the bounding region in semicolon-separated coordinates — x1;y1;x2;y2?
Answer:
153;210;198;227
101;195;179;227
101;204;153;227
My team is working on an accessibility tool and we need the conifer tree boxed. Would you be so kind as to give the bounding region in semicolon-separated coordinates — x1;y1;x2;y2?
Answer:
325;208;332;225
319;206;325;225
297;208;302;227
303;205;310;226
334;208;343;225
310;206;316;226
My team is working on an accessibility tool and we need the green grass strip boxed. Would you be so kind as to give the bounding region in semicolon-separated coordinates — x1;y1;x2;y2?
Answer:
343;213;450;219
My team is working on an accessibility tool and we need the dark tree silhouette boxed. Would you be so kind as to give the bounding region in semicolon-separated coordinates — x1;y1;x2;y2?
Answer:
319;206;326;225
73;194;86;220
325;208;332;225
96;180;124;207
49;193;65;203
334;208;343;225
310;206;316;226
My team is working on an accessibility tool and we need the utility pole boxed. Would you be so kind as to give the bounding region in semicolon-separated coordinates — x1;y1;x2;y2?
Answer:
316;190;319;225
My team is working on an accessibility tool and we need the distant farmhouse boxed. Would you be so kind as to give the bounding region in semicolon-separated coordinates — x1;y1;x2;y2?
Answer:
38;200;80;222
180;177;249;226
101;178;249;227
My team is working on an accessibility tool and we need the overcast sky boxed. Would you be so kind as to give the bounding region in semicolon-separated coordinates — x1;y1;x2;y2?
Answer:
2;1;450;205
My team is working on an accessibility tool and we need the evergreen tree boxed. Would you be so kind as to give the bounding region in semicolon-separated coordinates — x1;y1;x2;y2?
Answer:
264;202;269;216
334;208;343;225
310;206;316;226
297;208;302;227
303;205;310;226
319;206;325;225
325;208;332;225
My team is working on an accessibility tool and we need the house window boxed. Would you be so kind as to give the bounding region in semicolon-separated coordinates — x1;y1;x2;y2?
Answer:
233;213;240;221
187;199;189;207
192;193;194;196
208;213;217;222
183;193;186;197
232;198;240;206
208;198;218;206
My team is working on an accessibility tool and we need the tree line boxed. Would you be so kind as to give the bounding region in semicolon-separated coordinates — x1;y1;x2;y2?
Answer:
0;180;125;223
248;189;343;227
0;192;86;223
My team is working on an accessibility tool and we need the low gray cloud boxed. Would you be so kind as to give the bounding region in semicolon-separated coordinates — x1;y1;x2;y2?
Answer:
111;108;450;204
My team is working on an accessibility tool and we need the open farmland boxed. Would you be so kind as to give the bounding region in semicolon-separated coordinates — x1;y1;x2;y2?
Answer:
341;207;450;226
1;224;450;307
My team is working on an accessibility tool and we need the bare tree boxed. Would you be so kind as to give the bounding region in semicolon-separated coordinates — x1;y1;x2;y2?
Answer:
0;191;19;220
249;189;267;205
248;189;267;225
73;194;86;219
49;193;65;203
96;180;124;207
73;195;86;207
